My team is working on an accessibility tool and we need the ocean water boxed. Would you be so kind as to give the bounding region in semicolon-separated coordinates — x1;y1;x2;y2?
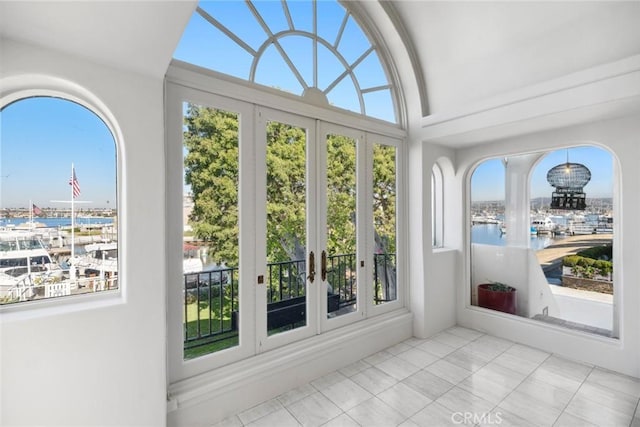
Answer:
0;217;113;228
471;223;558;251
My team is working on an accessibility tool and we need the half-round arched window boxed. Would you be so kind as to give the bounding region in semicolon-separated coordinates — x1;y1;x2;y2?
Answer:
174;0;398;123
0;96;118;306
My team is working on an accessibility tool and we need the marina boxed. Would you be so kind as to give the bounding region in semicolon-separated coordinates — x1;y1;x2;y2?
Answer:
472;218;613;287
0;218;118;304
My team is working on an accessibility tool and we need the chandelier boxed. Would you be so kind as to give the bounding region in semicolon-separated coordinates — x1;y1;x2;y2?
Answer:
546;154;591;210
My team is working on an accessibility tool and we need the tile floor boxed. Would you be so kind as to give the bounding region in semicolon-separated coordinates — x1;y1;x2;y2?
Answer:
214;327;640;426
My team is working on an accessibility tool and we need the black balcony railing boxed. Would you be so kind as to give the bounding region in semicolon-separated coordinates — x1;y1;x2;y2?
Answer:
374;253;397;304
266;258;306;302
183;252;396;355
327;252;357;309
183;267;238;352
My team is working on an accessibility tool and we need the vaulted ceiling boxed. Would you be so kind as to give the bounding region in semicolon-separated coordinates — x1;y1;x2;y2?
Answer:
2;1;640;144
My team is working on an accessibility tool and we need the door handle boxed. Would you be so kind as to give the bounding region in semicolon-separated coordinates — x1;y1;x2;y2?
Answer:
321;250;327;281
308;251;315;283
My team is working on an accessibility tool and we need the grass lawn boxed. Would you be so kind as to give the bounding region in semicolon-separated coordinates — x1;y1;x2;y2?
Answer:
183;293;238;359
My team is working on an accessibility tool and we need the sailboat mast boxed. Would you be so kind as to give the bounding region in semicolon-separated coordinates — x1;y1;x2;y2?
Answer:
70;163;76;282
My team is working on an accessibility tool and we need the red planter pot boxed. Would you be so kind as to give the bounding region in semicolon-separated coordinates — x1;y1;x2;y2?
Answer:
477;284;517;315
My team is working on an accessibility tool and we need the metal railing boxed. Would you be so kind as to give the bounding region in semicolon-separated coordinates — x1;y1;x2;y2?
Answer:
327;253;357;309
183;267;238;350
266;259;306;302
374;253;397;304
183;253;396;351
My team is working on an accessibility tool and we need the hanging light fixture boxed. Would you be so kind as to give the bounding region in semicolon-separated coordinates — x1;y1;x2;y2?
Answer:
547;150;591;210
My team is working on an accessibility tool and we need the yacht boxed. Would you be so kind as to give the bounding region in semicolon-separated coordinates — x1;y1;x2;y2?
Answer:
531;215;554;234
75;242;118;278
0;231;64;302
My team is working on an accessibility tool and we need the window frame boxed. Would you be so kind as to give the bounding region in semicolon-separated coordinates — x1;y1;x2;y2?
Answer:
465;147;620;339
432;163;444;248
174;0;400;123
166;62;406;382
0;89;123;318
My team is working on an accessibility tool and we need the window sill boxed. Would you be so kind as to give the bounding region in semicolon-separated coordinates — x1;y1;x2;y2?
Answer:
0;289;123;323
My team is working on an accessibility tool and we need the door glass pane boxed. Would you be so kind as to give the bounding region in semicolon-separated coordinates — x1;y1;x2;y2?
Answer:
182;103;240;359
266;121;307;335
326;134;357;318
373;143;397;304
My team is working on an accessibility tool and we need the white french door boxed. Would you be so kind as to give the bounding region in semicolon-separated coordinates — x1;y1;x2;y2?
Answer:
255;107;319;351
167;78;404;378
319;123;366;331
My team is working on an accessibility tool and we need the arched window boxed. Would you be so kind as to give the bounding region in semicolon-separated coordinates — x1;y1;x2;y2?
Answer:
0;96;118;306
470;158;506;246
167;0;405;380
432;163;443;248
174;0;398;123
469;148;617;338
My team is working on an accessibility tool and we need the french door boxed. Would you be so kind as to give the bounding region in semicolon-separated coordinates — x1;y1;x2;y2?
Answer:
255;108;319;351
168;85;402;379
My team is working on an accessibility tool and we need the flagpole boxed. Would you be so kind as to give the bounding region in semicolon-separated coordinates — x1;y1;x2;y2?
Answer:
70;163;76;283
29;199;33;228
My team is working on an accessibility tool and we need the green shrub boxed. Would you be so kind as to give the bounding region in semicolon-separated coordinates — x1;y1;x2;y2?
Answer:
594;259;613;276
578;257;595;268
568;257;612;279
563;255;581;267
577;245;612;261
486;282;515;292
571;265;585;277
582;266;596;279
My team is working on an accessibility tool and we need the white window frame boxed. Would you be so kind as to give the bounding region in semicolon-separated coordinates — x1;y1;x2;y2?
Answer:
432;163;444;248
166;62;406;382
0;86;123;319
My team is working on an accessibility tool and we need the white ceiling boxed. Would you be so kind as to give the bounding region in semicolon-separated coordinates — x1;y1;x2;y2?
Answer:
2;1;640;140
0;1;197;79
391;1;640;114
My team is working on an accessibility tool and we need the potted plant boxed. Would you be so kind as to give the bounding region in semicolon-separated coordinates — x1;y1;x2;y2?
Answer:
477;282;516;314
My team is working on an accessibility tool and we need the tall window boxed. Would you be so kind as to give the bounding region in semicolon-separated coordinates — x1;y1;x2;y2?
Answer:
470;158;506;246
469;149;617;338
432;163;443;248
0;97;118;306
167;0;405;378
529;146;615;337
174;0;398;123
182;104;240;359
373;143;397;304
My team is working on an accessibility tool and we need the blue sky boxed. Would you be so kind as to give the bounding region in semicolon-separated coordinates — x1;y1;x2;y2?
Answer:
472;146;613;202
173;0;395;122
1;97;117;209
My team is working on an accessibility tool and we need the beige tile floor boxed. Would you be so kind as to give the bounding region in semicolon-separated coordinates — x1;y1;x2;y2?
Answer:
214;327;640;426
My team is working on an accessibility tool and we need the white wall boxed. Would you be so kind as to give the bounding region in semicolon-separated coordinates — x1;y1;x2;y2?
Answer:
409;141;458;338
456;114;640;377
0;39;166;426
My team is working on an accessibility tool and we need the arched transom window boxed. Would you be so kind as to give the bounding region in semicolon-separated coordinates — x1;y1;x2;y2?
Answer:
174;0;398;123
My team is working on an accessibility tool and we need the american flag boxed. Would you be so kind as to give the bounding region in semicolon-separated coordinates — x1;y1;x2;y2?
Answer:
69;167;81;199
32;204;43;216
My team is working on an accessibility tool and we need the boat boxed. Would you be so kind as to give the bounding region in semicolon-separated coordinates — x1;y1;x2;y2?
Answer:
472;215;500;225
0;231;64;303
75;242;118;278
531;216;554;234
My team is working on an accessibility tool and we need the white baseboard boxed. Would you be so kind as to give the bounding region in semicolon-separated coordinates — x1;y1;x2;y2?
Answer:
167;310;413;426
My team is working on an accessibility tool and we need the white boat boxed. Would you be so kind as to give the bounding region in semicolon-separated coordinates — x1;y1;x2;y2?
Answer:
531;216;554;234
75;242;118;277
0;231;64;302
